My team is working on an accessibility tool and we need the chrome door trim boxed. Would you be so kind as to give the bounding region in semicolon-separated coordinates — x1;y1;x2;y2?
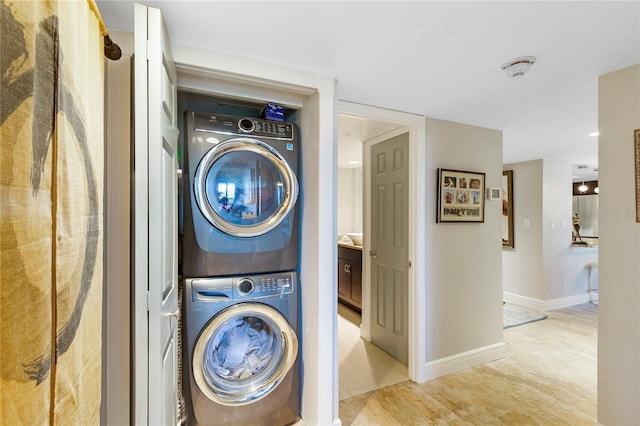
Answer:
192;303;298;406
193;137;298;237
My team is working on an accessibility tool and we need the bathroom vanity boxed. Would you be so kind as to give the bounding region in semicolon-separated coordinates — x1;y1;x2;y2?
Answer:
337;244;362;313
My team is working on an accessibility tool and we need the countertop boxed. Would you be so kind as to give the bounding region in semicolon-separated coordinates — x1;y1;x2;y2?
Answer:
571;237;599;249
338;242;363;250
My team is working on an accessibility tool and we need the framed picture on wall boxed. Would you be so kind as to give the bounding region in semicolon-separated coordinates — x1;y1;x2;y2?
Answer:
437;168;485;223
502;170;515;248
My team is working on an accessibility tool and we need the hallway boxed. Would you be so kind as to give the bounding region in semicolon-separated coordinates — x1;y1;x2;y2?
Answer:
339;303;597;425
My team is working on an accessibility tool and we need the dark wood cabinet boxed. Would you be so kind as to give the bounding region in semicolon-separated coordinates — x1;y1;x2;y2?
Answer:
337;245;362;313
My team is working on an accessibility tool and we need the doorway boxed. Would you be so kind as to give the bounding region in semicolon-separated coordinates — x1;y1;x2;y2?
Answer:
336;103;426;396
337;301;407;400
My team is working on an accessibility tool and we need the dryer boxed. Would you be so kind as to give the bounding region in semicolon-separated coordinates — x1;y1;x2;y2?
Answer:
182;111;300;278
183;271;300;425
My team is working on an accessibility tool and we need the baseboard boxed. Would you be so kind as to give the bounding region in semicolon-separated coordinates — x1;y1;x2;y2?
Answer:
503;293;546;311
423;342;506;382
503;292;591;312
296;417;337;426
543;293;591;310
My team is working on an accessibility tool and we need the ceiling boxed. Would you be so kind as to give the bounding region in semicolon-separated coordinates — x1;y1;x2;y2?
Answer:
97;1;639;175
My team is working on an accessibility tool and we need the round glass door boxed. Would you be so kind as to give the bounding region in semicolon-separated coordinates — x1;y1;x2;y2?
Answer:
194;138;298;237
192;303;298;406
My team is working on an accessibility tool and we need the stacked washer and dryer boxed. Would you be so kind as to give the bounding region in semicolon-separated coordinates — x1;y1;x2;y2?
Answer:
181;111;301;425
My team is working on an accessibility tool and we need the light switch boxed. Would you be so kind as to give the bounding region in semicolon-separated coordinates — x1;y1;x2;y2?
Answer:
523;219;530;228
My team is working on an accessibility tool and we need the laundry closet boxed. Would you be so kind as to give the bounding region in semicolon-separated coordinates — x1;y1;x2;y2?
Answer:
103;4;338;425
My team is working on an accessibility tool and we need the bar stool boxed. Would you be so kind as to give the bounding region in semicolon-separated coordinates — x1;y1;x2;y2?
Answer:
586;262;598;304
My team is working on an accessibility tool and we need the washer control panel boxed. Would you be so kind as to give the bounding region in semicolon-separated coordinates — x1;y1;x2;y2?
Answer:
189;271;296;302
192;112;294;140
234;273;293;299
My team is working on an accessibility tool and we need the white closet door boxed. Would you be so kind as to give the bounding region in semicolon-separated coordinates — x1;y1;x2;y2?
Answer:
134;4;179;425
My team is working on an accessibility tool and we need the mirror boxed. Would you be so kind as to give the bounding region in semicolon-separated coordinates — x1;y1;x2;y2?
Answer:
571;180;599;244
571;176;598;245
337;167;363;239
572;194;598;238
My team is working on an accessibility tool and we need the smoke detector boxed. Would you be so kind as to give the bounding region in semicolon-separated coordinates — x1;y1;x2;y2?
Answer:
501;56;537;78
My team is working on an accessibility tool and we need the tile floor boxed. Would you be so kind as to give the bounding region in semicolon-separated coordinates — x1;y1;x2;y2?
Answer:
339;303;598;425
338;303;408;400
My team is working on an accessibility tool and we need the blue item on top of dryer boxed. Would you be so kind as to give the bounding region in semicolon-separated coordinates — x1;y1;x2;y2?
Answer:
261;103;285;121
181;111;300;277
183;271;300;425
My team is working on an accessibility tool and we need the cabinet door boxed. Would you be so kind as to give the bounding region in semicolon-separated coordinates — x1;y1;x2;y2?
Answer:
338;258;351;299
351;263;362;307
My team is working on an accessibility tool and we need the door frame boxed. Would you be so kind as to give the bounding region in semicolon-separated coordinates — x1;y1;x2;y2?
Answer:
167;43;338;425
338;101;426;383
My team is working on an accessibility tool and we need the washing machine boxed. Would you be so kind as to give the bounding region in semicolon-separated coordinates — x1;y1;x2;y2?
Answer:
182;111;300;278
183;271;300;425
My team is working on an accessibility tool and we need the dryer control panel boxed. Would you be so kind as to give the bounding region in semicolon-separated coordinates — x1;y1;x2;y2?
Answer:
192;112;295;140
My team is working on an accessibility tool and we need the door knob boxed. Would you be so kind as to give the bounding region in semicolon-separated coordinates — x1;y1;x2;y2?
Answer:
344;264;351;273
369;250;377;258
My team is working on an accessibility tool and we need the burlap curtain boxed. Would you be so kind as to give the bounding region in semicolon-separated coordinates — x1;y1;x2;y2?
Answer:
1;0;104;423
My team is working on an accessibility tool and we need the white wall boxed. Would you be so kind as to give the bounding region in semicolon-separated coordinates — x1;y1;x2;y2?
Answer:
542;160;599;305
102;31;133;426
598;63;640;426
424;118;505;372
354;167;362;233
503;159;598;311
503;160;544;300
337;167;362;236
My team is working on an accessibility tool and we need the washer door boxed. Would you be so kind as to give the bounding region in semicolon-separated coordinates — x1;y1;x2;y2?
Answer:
194;137;298;237
192;303;298;406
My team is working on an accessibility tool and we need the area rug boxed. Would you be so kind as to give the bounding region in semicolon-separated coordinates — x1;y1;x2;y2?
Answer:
503;304;548;329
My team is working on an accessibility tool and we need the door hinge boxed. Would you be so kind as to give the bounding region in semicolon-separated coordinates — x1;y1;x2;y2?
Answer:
408;260;412;268
147;290;151;311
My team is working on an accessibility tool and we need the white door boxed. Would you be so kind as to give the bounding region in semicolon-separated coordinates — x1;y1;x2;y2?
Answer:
369;133;409;364
134;4;179;425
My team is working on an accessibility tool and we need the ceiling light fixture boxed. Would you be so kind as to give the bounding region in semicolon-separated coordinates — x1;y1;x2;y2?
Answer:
588;131;599;137
578;182;588;193
594;187;600;194
500;56;537;79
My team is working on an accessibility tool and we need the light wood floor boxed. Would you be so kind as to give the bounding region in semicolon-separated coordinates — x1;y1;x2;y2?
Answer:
338;303;409;399
339;303;598;425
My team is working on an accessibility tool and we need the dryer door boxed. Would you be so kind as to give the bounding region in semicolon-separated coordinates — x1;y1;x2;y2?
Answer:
194;137;298;237
192;303;298;406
